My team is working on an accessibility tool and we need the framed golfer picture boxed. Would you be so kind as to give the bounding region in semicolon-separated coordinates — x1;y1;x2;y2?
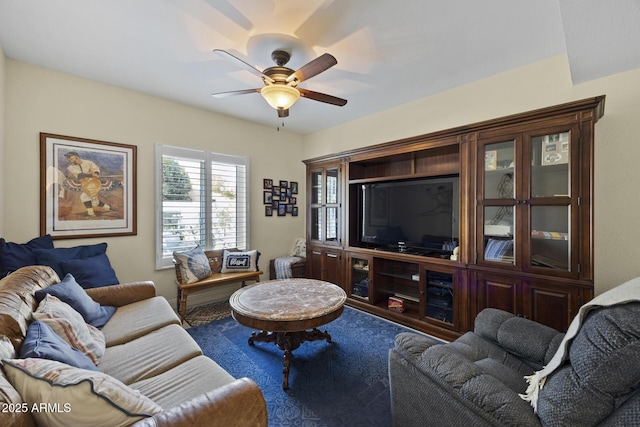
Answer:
40;133;137;239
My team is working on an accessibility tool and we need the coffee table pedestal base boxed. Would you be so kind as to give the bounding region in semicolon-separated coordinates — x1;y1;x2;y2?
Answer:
248;328;332;389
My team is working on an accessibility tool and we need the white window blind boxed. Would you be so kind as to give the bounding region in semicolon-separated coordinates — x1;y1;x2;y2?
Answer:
155;145;249;269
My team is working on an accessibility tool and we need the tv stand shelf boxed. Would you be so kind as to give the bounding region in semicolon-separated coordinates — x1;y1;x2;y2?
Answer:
345;252;462;339
348;143;460;181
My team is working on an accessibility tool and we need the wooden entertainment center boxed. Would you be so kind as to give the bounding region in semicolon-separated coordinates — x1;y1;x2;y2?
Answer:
304;96;605;340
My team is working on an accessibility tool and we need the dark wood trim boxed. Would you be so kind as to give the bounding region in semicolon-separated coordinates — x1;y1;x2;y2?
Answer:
303;96;605;165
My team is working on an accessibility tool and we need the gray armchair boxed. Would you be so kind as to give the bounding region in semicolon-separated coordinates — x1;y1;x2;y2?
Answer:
389;304;640;426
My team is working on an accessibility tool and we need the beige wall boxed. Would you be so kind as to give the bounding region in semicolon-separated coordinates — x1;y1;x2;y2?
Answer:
4;52;640;303
3;59;306;306
303;55;640;295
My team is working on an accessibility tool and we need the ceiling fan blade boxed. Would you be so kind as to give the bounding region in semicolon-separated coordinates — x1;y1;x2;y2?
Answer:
298;88;347;106
286;53;337;84
213;49;275;84
211;88;261;98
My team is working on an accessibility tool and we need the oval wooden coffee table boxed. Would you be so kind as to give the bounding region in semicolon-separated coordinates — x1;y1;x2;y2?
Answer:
230;278;347;389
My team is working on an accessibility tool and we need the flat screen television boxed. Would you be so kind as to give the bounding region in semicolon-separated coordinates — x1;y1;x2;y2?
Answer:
354;175;459;257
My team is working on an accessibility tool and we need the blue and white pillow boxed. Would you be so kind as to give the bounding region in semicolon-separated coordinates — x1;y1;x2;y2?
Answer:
221;249;259;273
484;238;514;262
173;246;212;284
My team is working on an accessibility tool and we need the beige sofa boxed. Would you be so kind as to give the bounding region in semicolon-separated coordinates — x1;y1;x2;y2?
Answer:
0;265;268;427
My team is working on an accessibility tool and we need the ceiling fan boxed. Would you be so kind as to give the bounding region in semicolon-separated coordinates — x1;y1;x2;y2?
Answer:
212;49;347;118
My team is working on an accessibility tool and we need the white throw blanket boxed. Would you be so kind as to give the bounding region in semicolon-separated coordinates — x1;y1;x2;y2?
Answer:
274;256;303;279
520;276;640;412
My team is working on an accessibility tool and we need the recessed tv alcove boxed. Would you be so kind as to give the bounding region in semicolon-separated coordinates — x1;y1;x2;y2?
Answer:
351;175;459;258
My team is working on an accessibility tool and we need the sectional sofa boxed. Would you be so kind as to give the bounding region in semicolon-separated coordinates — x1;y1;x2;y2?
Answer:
0;265;268;427
389;279;640;426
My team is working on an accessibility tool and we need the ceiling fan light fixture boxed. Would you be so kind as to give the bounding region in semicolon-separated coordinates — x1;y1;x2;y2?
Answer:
260;84;300;110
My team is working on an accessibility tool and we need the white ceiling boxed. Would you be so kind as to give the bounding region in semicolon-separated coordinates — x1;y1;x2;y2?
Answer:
1;0;639;135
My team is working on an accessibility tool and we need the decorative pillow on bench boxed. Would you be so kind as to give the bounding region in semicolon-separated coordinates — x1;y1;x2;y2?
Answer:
173;246;212;284
221;249;260;273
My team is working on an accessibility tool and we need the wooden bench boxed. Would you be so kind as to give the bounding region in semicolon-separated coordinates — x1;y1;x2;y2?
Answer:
174;248;262;323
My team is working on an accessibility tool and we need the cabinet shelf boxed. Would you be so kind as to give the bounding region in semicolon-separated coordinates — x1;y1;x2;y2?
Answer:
531;231;568;240
484;167;514;174
394;292;419;303
379;272;419;282
428;278;453;290
373;300;420;320
348;171;454;185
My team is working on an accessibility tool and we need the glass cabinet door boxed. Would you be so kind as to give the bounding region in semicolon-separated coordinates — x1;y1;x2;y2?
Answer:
424;270;454;325
478;126;579;277
483;140;515;199
530;132;570;198
311;171;322;204
325;167;339;243
310;207;322;241
526;129;575;274
349;255;370;300
480;139;517;266
530;206;570;271
310;170;323;241
308;164;341;246
326;168;338;204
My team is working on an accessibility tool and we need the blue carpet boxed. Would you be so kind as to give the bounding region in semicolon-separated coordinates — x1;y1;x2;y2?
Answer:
186;306;424;427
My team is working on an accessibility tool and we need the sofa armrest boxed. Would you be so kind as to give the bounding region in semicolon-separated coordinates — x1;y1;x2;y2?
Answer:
84;281;156;307
474;308;564;365
393;331;442;360
132;378;268;427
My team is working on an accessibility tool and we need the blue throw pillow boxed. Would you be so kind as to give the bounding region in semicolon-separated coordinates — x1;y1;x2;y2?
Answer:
19;320;98;370
34;273;116;328
32;243;108;278
0;235;54;278
61;253;119;289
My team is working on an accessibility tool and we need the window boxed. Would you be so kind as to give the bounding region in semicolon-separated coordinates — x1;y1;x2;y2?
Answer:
155;145;249;269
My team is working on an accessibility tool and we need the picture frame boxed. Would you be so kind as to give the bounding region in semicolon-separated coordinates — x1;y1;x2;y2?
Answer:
290;181;298;194
40;133;137;239
265;206;273;216
263;178;273;189
292;206;299;217
541;133;569;166
263;191;273;204
485;150;497;171
279;180;288;188
277;204;287;216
